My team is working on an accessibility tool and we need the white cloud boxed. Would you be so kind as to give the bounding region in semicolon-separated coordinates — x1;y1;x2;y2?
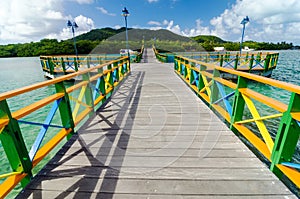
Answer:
208;0;300;43
0;0;66;43
74;15;95;34
96;7;116;16
146;0;300;44
148;21;161;26
114;25;122;29
0;0;95;44
147;19;210;37
163;20;169;26
158;20;182;35
182;19;211;36
47;15;95;40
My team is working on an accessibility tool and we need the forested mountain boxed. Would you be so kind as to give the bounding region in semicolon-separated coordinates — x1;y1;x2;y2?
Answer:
107;29;191;42
0;27;294;57
74;27;129;41
192;35;226;43
0;28;195;57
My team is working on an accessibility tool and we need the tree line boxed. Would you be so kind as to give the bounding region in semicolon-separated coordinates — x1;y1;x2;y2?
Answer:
0;39;100;57
192;35;293;51
0;28;295;58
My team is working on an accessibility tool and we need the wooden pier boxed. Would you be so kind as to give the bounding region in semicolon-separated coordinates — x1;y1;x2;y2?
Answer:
16;49;296;198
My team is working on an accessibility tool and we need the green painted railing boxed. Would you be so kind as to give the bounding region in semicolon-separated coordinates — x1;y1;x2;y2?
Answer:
134;45;144;63
181;51;279;75
40;54;121;76
40;45;144;79
153;47;168;63
0;57;130;198
153;46;279;77
174;55;300;191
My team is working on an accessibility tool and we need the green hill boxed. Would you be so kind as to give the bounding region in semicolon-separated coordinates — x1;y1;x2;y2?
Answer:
74;27;129;41
72;27;192;42
107;28;192;42
191;35;226;43
77;28;200;53
0;27;293;57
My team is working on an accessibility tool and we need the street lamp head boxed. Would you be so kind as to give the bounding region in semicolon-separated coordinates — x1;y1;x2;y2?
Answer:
73;22;78;29
240;16;250;25
122;7;129;17
67;20;72;27
67;20;79;29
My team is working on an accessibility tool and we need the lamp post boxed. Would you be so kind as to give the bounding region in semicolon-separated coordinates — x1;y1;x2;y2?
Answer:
67;20;79;58
240;16;250;55
122;7;130;59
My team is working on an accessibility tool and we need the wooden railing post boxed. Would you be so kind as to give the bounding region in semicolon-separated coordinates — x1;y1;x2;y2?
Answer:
184;59;189;80
264;54;271;72
234;53;239;70
48;58;54;75
197;64;206;94
189;61;196;85
0;100;32;187
113;61;119;83
61;57;66;75
210;69;220;106
271;93;300;176
220;54;224;67
54;82;75;139
256;52;262;66
87;56;91;69
230;76;247;129
82;70;94;117
249;54;254;70
74;57;79;71
179;58;183;75
174;56;178;71
245;52;249;61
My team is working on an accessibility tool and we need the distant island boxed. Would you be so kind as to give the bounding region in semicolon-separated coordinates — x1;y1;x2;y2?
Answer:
0;27;295;57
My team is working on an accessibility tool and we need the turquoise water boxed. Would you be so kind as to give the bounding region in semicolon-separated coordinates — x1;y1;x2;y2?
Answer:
0;57;63;198
0;52;299;196
0;57;44;93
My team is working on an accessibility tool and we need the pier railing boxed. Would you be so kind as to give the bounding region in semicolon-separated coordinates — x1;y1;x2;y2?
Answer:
40;55;121;76
153;47;168;63
40;46;143;78
181;51;279;75
0;57;130;198
135;45;144;63
174;55;300;189
154;47;279;76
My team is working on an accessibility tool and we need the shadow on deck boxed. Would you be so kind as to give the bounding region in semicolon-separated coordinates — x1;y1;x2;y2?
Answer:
18;71;145;199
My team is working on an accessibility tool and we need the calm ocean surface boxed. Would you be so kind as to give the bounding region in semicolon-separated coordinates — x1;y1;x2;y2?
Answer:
0;51;299;197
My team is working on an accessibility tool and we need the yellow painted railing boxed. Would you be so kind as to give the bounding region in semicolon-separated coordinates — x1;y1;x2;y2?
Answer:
175;55;300;191
154;46;279;77
40;55;122;77
0;57;130;198
40;46;144;78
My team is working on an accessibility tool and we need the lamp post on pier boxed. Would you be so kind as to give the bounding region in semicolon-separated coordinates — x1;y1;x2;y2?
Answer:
67;20;79;58
240;16;249;55
122;7;130;60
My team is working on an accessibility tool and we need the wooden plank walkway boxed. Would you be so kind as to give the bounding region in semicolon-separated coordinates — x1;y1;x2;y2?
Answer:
17;49;296;198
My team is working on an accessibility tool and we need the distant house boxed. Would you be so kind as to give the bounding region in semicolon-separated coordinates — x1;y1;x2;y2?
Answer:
214;47;225;51
242;46;254;51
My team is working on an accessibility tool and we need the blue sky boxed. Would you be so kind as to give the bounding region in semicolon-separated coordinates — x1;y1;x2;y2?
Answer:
1;0;300;44
63;0;234;29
